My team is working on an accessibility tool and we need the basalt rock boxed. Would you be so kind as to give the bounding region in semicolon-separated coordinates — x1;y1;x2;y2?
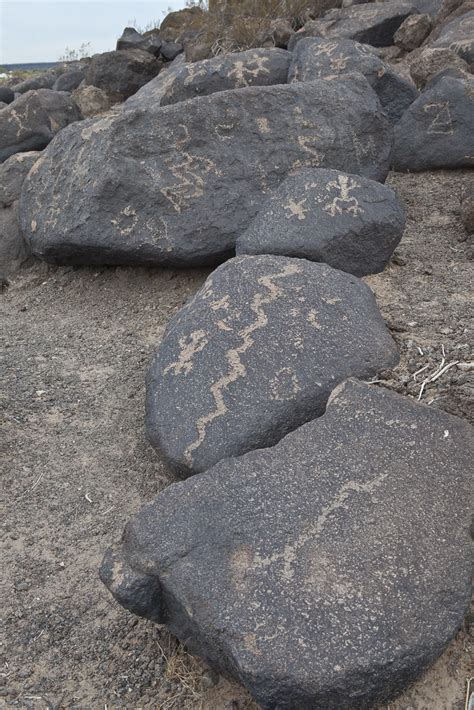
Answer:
391;74;474;170
394;13;432;49
145;256;399;475
408;46;469;87
160;48;291;106
123;55;186;110
0;151;41;207
289;37;418;122
101;379;473;709
0;87;14;105
431;10;474;65
53;69;86;92
84;49;162;101
236;168;405;276
71;85;113;117
20;75;393;267
0;89;82;163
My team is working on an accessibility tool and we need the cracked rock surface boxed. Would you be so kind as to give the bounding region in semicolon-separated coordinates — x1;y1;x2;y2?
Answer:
101;379;473;710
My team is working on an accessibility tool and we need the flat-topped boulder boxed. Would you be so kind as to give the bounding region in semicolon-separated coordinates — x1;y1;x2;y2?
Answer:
236;168;405;276
432;10;474;65
289;1;416;48
391;74;474;170
160;48;291;106
146;255;398;475
289;37;418;122
20;75;392;267
101;379;473;710
0;89;82;163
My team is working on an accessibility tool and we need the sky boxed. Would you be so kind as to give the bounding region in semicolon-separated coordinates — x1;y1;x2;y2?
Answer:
1;0;187;64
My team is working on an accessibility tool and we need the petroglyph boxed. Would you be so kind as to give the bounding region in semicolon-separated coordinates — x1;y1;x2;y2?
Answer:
111;205;138;236
307;310;322;330
227;55;270;88
161;124;222;212
423;102;454;135
256;117;271;134
284;198;308;221
252;472;388;582
323;174;362;217
81;116;115;141
293;107;325;168
210;295;230;311
183;263;301;465
270;367;301;401
163;330;209;376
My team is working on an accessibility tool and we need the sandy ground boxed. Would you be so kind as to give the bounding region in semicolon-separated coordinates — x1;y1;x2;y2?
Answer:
1;169;473;709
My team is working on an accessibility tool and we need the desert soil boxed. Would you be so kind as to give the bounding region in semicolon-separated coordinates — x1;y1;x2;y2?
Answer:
1;169;473;709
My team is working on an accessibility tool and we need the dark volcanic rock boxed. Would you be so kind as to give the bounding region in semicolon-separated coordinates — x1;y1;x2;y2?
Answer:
123;55;186;110
290;1;417;48
236;168;405;276
394;13;432;49
101;379;473;709
53;69;86;92
0;203;31;276
408;46;469;87
116;26;162;56
145;255;399;475
432;10;474;65
20;75;393;267
160;40;184;61
391;74;474;170
160;49;291;106
10;72;57;94
0;87;14;105
289;37;418;123
0;151;41;207
84;49;162;101
0;89;82;163
72;85;113;117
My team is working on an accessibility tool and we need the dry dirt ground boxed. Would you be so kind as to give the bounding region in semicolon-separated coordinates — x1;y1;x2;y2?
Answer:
1;169;473;709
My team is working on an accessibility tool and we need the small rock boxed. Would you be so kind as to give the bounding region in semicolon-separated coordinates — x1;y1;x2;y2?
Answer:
394;13;432;50
236;168;405;276
0;87;14;105
84;49;162;101
72;85;112;117
432;10;474;64
160;40;184;62
116;27;162;56
53;69;86;92
408;46;469;88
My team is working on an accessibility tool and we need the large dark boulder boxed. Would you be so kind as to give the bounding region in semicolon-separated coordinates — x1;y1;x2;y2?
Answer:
0;87;14;105
432;10;474;65
408;46;469;87
146;255;399;475
84;49;162;101
236;168;405;276
160;48;291;106
52;69;86;92
391;74;474;170
123;55;186;110
289;37;418;122
116;26;162;56
20;75;393;267
0;151;41;207
101;379;473;710
10;71;57;94
0;89;82;163
289;1;417;49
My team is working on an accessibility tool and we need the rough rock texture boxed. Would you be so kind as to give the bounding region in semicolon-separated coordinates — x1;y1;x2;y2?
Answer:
10;72;57;94
71;85;113;117
391;75;474;170
123;55;186;110
53;69;86;92
0;151;40;207
101;379;473;709
0;89;82;163
236;168;405;276
408;46;469;87
289;1;416;48
160;40;184;61
20;75;393;267
289;37;418;123
0;87;14;105
146;256;399;475
159;6;207;40
394;13;432;49
432;10;474;65
84;49;162;101
0;204;31;276
116;27;162;56
409;0;442;15
160;49;291;106
461;180;474;232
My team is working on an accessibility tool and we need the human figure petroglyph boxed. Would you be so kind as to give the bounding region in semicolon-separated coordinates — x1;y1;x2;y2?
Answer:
423;102;454;135
161;124;222;212
163;330;209;376
284;198;308;221
111;205;138;236
183;263;301;466
227;56;271;88
323;175;363;217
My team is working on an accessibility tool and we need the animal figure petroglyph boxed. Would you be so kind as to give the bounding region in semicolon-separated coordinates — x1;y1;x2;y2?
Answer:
183;263;301;466
324;175;362;217
284;198;308;221
111;205;138;236
227;55;270;88
163;330;209;376
423;102;454;135
161;124;222;212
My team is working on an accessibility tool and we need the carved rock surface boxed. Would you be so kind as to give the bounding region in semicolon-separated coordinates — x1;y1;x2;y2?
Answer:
0;151;41;207
123;55;186;110
0;89;82;163
391;74;474;170
432;10;474;65
408;46;469;87
394;13;432;49
146;256;399;475
289;37;418;122
236;168;405;276
102;379;473;709
20;76;392;267
289;1;416;48
0;203;31;276
160;48;291;106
